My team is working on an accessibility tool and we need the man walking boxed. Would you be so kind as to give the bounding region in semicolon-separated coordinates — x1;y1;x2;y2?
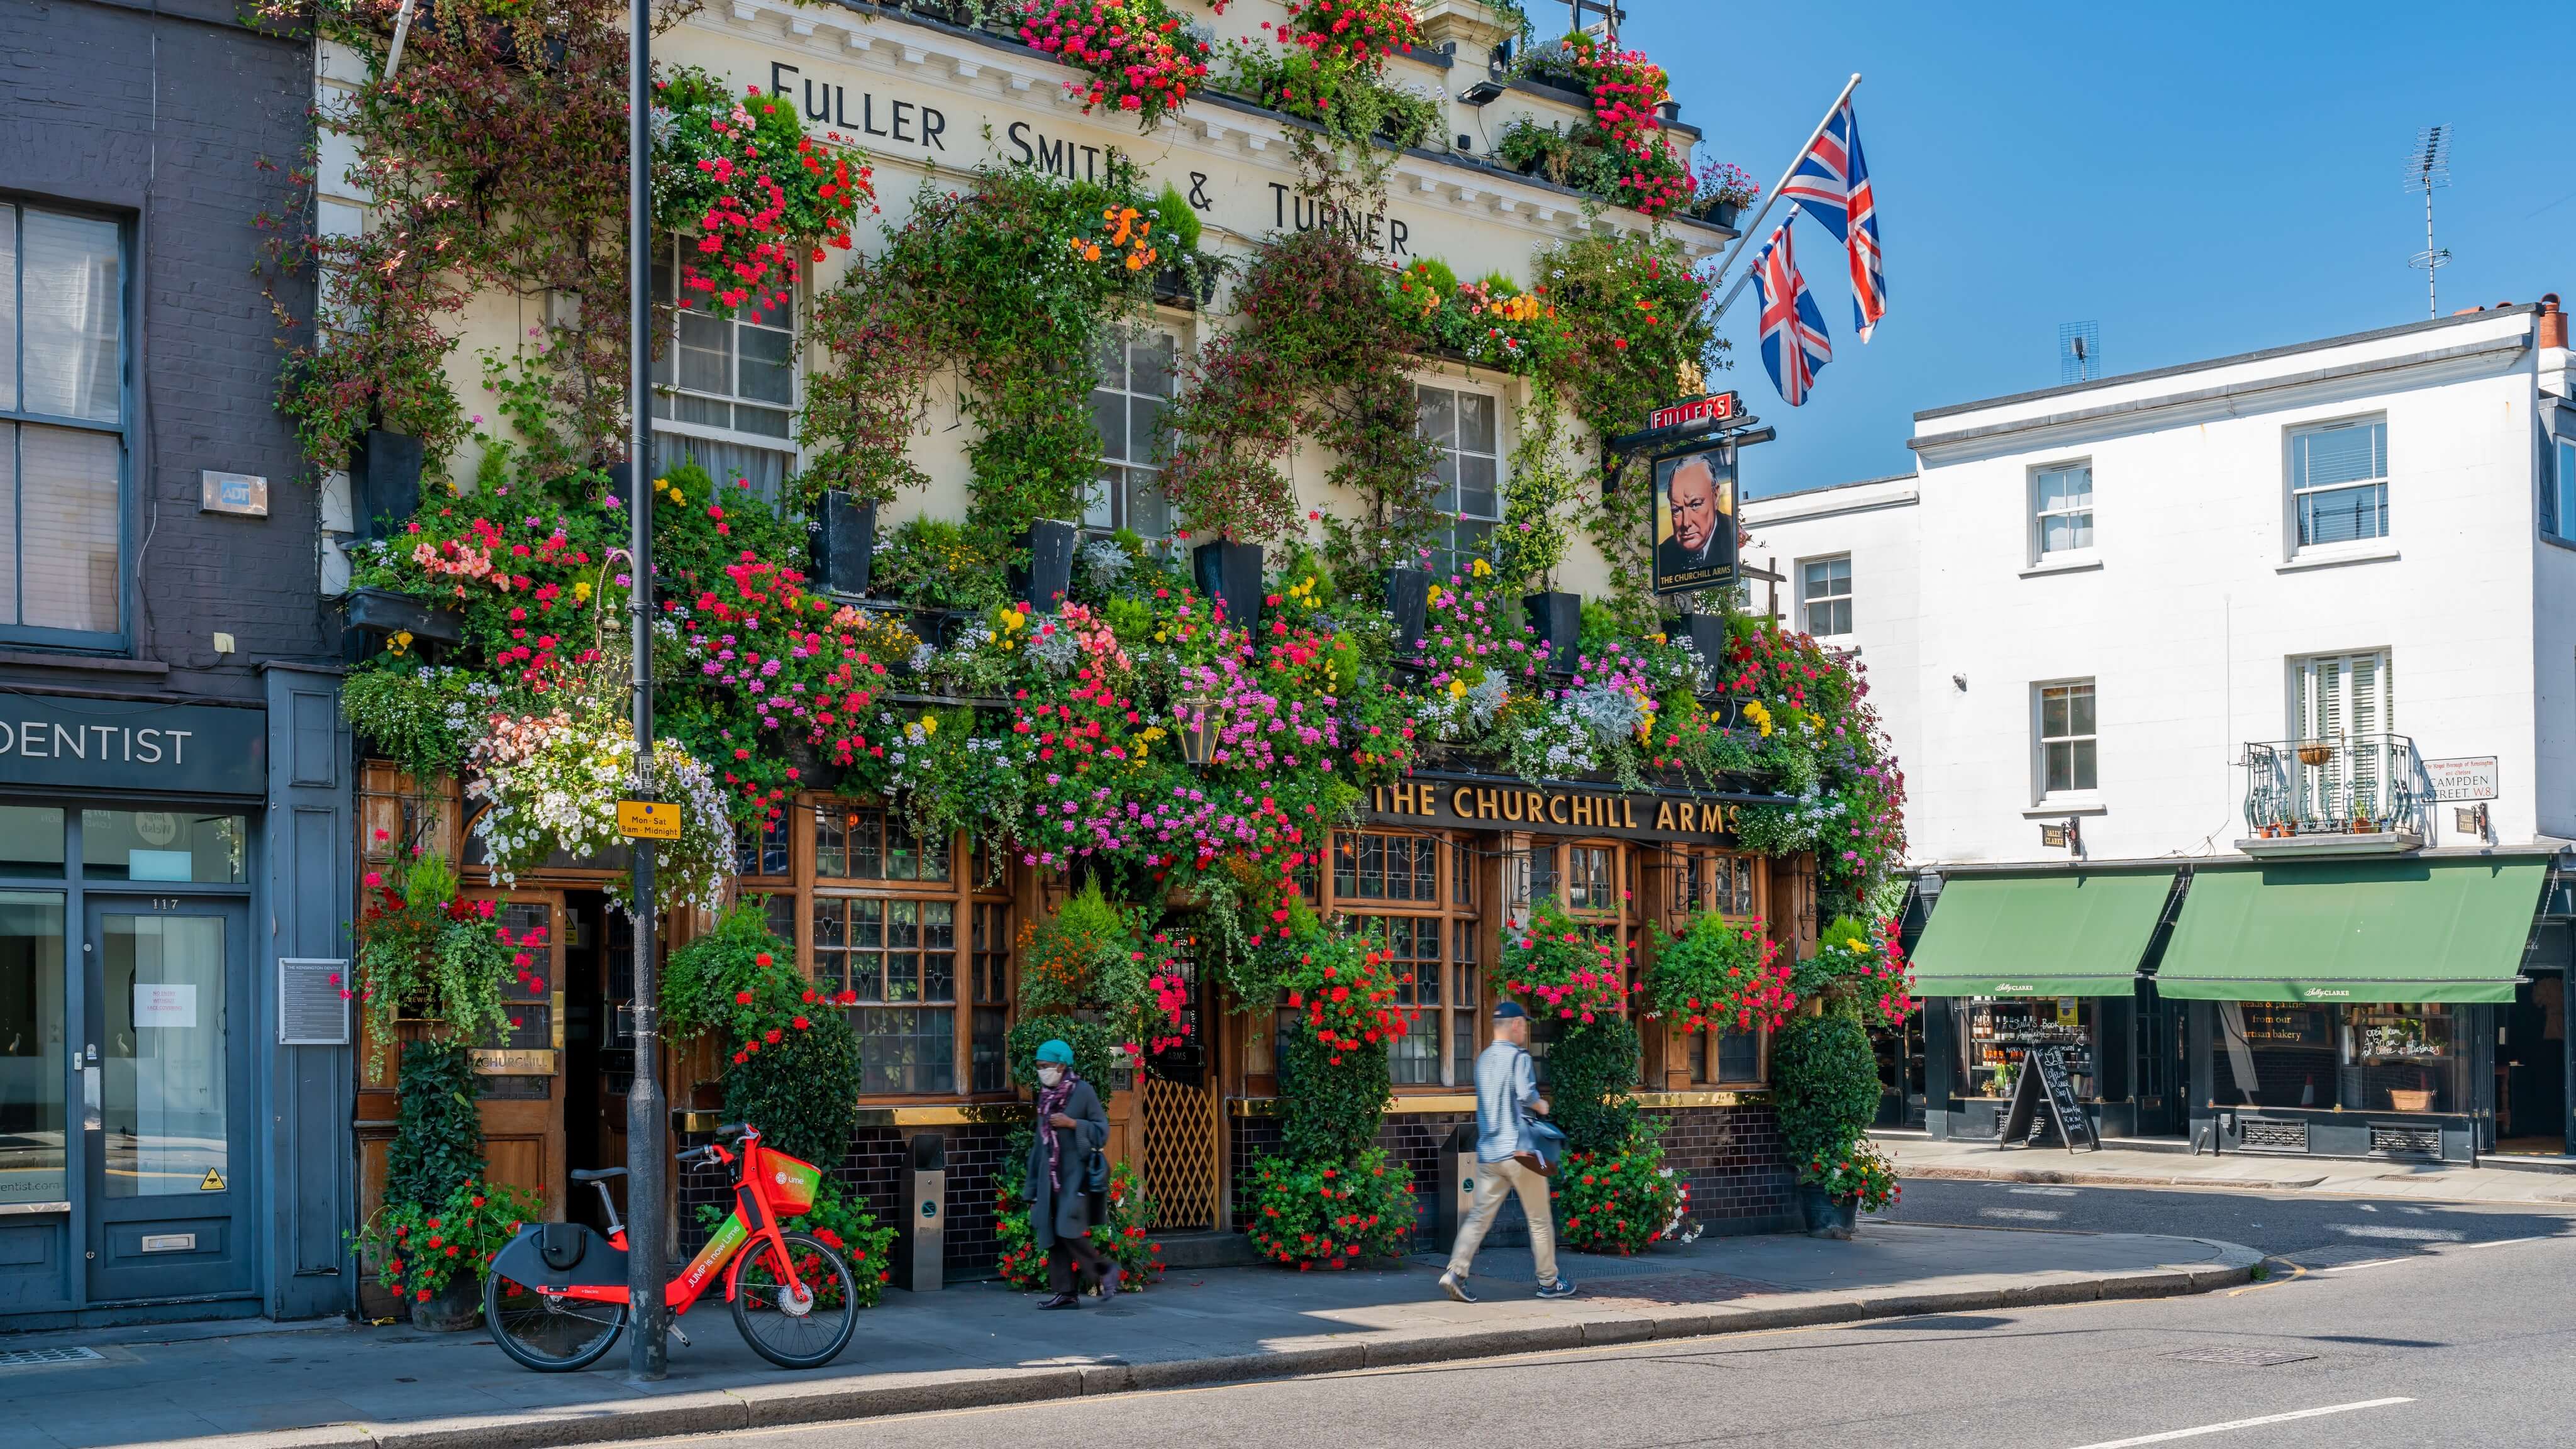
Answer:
1440;1001;1577;1302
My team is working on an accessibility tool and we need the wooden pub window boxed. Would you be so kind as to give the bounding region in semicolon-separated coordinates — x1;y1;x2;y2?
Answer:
1326;830;1482;1089
1656;845;1771;1086
796;802;1013;1098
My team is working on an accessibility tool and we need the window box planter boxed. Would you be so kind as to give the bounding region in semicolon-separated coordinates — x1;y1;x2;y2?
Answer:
1699;198;1743;230
343;587;464;647
1152;263;1221;310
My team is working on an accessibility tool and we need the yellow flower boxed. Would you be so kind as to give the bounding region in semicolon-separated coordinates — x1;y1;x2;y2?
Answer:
387;630;414;656
1447;678;1468;699
919;714;938;737
1141;726;1167;743
1744;701;1774;737
1469;558;1492;577
573;580;593;602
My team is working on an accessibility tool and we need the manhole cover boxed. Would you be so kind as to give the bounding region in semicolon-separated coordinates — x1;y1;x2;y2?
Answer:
0;1346;104;1368
2160;1346;2317;1367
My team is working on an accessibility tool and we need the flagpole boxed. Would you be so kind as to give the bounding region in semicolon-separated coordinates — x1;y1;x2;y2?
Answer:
1702;72;1861;308
1712;204;1802;323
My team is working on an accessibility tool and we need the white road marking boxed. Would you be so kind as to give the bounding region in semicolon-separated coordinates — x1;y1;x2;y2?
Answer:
2009;1185;2079;1196
2461;1235;2547;1250
1980;1207;2064;1221
2063;1397;2414;1448
2309;1256;2409;1273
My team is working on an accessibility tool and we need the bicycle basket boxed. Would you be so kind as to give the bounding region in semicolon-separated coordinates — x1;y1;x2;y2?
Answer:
763;1148;823;1215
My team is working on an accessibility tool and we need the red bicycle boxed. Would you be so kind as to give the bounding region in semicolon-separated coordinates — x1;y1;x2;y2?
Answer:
483;1123;858;1372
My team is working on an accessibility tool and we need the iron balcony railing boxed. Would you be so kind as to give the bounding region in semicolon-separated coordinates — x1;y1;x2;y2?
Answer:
2244;733;2431;839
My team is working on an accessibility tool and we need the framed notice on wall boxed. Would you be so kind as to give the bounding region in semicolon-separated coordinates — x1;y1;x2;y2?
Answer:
1651;441;1739;596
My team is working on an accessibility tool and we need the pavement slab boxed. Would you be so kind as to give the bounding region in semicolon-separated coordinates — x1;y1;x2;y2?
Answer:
0;1222;2256;1449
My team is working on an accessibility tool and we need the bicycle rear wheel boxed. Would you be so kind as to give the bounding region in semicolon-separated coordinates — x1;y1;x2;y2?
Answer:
486;1270;628;1372
731;1230;859;1370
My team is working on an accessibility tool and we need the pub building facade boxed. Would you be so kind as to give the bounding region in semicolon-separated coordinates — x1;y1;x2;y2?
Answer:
0;0;355;1331
313;0;1828;1311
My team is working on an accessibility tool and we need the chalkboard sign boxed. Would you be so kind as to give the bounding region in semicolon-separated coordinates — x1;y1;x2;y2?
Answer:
1997;1046;2099;1153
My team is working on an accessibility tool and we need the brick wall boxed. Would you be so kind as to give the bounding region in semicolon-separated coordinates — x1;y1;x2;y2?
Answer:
679;1121;1019;1276
1224;1101;1795;1244
0;0;326;696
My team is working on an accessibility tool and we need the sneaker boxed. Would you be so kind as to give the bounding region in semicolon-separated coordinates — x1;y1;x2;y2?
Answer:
1438;1271;1478;1304
1536;1277;1578;1299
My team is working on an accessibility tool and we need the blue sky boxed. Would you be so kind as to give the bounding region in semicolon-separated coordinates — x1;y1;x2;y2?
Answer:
1629;0;2575;498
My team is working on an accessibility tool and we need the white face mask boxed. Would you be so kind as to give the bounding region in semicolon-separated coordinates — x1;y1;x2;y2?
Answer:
1037;1066;1065;1087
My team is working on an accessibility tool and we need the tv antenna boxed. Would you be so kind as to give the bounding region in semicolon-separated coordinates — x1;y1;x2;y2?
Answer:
2058;321;2102;385
2404;124;2451;319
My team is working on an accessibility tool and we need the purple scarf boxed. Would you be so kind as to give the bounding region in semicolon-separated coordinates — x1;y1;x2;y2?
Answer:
1036;1072;1078;1188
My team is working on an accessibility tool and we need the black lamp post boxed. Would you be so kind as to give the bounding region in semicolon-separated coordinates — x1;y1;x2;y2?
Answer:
623;0;667;1382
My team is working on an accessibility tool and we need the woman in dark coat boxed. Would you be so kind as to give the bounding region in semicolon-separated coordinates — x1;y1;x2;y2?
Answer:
1023;1038;1111;1309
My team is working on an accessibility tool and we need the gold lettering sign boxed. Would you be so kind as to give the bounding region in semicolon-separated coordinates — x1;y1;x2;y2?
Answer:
1363;779;1744;843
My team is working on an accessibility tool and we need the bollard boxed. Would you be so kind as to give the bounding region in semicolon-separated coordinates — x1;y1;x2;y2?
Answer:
894;1131;946;1291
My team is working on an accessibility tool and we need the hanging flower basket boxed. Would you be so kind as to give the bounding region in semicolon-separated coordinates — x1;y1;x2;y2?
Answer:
2296;741;2335;767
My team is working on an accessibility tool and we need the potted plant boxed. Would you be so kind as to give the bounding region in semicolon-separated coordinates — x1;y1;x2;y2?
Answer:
1192;538;1264;631
351;1038;549;1329
1523;590;1581;671
1796;1136;1898;1240
2297;740;2335;767
1693;161;1759;230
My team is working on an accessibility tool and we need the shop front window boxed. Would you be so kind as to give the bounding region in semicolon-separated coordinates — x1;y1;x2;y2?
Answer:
2219;1002;2465;1115
1958;996;2097;1099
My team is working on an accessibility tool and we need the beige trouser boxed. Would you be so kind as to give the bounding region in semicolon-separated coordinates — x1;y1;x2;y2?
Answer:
1445;1157;1558;1285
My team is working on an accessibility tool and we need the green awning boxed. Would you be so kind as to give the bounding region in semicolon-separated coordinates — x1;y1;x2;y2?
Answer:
2154;857;2548;1004
1911;870;2175;997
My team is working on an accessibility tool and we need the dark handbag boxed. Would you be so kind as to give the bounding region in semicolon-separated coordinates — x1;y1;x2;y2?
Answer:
1084;1144;1111;1195
1521;1116;1568;1174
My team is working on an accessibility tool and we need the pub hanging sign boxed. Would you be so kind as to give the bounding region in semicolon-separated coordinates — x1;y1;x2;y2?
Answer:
1365;778;1746;845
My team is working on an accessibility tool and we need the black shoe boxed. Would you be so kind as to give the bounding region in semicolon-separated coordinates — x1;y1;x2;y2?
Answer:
1038;1292;1080;1309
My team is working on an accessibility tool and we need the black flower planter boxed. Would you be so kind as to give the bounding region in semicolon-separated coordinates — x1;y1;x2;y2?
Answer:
1152;263;1221;309
343;587;464;647
1384;567;1432;657
811;492;878;597
1022;518;1078;614
1799;1184;1858;1240
348;429;423;541
1193;539;1263;633
1675;611;1729;663
604;460;635;510
1704;199;1743;230
1523;591;1580;670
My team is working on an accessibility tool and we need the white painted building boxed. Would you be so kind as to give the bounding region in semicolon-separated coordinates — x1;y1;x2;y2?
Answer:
1745;299;2576;1162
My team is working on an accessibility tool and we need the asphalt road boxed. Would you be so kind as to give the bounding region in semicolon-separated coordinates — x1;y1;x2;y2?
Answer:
622;1182;2576;1449
1886;1176;2576;1268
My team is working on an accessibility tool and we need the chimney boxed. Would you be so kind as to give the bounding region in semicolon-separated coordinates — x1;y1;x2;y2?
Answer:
2541;293;2568;350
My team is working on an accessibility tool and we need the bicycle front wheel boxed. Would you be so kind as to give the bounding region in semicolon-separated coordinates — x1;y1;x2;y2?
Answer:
731;1230;859;1370
486;1270;628;1372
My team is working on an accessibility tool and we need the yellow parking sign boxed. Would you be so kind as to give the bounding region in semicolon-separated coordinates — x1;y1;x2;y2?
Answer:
617;800;682;841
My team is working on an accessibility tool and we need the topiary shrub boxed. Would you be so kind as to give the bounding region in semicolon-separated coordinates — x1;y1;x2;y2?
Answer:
1541;1016;1641;1157
1770;1004;1882;1170
1277;1031;1392;1164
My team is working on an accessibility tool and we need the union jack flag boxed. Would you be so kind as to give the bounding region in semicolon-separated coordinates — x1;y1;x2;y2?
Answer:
1778;101;1857;242
1844;108;1887;341
1753;223;1831;407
